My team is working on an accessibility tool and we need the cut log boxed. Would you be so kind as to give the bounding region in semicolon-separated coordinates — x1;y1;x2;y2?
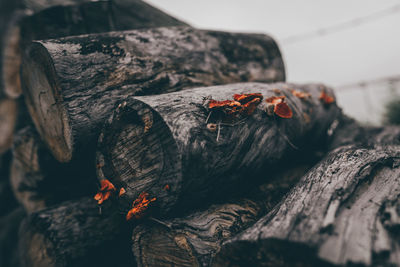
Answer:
18;198;132;267
0;98;18;154
10;126;97;213
18;157;317;267
2;0;188;99
21;27;285;162
0;207;25;267
214;145;400;267
97;82;340;218
329;115;400;149
132;163;314;267
0;151;19;217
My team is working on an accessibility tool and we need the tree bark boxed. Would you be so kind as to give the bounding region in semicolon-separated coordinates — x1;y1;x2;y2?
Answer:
0;207;25;267
18;157;317;267
10;126;97;214
21;27;285;162
97;83;340;218
328;115;400;149
214;145;400;267
2;0;188;99
0;98;18;154
132;163;314;267
18;198;133;267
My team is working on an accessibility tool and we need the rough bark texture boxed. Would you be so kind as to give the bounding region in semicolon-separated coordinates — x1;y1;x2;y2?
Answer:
11;126;97;214
18;156;318;267
0;207;25;267
2;0;188;98
328;115;400;149
132;163;314;267
214;145;400;267
97;82;340;218
0;98;18;154
21;26;285;163
18;198;133;267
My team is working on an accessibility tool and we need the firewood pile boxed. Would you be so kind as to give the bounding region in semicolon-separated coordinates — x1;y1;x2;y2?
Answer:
0;1;399;266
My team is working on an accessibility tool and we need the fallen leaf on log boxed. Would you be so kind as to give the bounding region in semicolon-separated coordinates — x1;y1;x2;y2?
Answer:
265;95;293;118
291;89;311;99
94;179;116;205
319;90;335;105
126;192;156;221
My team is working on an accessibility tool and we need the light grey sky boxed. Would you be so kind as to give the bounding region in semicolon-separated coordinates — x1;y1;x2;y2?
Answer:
144;0;400;124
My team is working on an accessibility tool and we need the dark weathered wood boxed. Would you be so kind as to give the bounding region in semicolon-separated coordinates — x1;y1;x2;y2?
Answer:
0;207;25;267
21;26;285;162
328;115;400;149
132;163;314;267
97;83;340;218
2;0;188;99
214;145;400;267
18;198;133;267
17;155;317;267
0;98;18;154
10;126;97;213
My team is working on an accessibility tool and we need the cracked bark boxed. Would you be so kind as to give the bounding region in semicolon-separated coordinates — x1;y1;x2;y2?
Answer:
97;83;340;218
2;0;188;99
18;83;337;267
132;163;314;267
214;145;400;267
21;26;285;163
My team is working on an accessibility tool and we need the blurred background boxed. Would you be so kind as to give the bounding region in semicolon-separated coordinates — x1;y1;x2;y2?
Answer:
144;0;400;125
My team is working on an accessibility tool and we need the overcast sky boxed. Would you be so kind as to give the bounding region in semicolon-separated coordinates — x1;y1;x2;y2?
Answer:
144;0;400;124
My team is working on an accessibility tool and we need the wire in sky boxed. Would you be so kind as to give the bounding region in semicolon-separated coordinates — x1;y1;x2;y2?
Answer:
281;3;400;45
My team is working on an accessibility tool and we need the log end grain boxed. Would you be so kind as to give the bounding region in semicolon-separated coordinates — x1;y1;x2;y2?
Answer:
21;42;72;162
97;100;182;214
1;10;26;99
0;98;18;154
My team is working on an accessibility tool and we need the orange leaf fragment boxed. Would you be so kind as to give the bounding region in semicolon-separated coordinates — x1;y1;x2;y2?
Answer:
94;179;116;205
265;96;285;105
319;91;335;105
208;100;241;110
164;184;170;191
233;93;263;104
291;89;311;99
126;192;156;221
119;187;126;197
266;95;293;118
274;102;293;118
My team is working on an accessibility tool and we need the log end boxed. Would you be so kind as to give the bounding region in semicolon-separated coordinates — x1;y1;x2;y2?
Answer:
1;11;25;99
0;98;17;154
19;218;56;267
132;224;199;267
21;42;72;162
97;99;182;215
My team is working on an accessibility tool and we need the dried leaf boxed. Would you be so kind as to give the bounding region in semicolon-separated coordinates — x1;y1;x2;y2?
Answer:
265;96;285;105
319;91;335;105
233;93;263;104
119;187;126;197
291;89;311;99
126;192;156;221
208;100;241;110
242;97;262;115
94;179;116;205
274;102;293;118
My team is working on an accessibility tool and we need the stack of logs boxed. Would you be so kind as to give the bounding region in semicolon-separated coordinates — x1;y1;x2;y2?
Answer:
0;1;399;266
